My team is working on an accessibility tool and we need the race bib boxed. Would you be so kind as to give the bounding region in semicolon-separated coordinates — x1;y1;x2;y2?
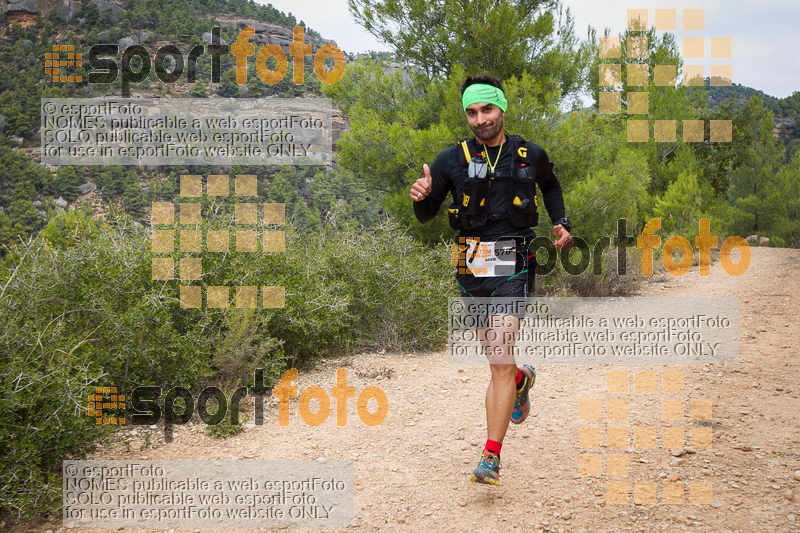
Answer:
465;239;517;277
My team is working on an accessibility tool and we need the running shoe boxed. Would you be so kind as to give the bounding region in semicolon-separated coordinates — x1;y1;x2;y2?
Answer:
470;450;501;486
510;365;536;424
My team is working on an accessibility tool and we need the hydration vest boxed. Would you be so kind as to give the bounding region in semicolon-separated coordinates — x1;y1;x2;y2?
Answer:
447;134;545;232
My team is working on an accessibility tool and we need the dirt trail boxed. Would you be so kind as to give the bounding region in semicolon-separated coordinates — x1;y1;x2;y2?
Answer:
33;247;800;533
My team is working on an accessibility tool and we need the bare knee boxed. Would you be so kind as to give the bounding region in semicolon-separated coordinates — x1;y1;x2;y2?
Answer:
489;363;517;381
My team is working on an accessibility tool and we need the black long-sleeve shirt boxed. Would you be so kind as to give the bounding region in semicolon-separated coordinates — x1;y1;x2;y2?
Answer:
414;135;565;241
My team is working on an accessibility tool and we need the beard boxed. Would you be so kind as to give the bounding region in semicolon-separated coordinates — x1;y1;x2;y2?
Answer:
471;114;504;142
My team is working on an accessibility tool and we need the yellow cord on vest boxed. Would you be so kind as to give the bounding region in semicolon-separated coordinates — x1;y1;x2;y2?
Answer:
486;142;504;174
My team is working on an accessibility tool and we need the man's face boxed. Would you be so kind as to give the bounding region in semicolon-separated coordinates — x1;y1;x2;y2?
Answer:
465;103;504;142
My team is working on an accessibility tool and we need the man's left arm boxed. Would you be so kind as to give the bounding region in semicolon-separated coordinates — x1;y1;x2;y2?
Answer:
532;144;573;251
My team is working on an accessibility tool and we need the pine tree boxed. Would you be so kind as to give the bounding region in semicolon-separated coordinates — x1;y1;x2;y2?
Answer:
55;167;80;202
190;80;208;98
293;198;320;234
8;199;38;234
246;75;264;98
349;0;590;96
217;69;240;98
83;2;100;26
0;212;13;246
122;182;146;218
725;98;786;237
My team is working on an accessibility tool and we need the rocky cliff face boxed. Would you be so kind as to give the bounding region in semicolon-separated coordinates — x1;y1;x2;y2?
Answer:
1;0;42;26
3;1;338;61
0;0;120;25
2;0;339;56
1;0;85;24
212;17;338;53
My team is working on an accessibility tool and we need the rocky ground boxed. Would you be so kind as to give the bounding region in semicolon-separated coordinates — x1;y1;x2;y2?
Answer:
10;246;800;533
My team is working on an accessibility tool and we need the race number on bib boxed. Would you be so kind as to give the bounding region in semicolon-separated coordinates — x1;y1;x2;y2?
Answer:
466;239;517;277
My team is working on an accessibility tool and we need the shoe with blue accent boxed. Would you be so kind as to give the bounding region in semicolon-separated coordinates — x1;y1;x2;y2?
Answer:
511;365;536;424
470;450;501;486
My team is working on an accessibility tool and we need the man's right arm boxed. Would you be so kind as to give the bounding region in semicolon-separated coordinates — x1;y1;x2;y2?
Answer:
412;149;450;224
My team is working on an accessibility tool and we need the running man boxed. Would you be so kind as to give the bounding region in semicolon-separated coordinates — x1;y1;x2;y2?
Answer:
410;75;573;485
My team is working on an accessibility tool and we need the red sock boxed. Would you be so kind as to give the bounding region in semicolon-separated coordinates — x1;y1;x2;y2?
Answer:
515;367;523;386
485;439;502;456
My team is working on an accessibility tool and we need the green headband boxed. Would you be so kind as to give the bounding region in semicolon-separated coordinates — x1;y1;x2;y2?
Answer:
462;83;508;112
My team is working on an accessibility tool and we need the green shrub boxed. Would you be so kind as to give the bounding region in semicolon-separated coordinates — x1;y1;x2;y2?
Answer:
769;235;786;248
0;210;454;517
535;240;641;297
0;215;215;517
206;414;249;438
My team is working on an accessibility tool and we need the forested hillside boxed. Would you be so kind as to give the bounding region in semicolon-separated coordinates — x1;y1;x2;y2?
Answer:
0;0;798;521
0;0;382;245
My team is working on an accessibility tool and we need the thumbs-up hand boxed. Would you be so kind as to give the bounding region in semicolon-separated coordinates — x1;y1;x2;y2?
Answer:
410;164;433;202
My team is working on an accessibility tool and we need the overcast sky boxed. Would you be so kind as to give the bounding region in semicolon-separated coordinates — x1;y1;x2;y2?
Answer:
262;0;799;99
